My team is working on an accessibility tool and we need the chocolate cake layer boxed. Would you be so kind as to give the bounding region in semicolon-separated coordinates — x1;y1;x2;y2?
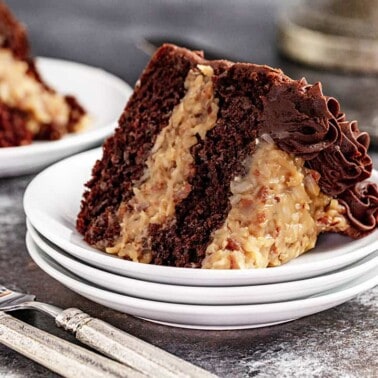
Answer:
0;1;48;86
0;1;41;86
0;102;31;147
77;44;378;268
0;1;29;61
65;95;87;133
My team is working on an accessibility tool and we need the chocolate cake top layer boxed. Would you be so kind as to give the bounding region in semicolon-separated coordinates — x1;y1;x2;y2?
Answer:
0;1;53;89
0;1;29;61
77;44;378;266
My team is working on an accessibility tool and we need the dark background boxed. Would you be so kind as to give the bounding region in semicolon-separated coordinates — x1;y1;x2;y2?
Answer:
8;0;377;145
8;0;289;84
1;1;377;376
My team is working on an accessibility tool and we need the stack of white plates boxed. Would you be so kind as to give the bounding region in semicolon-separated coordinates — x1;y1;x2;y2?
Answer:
24;149;378;330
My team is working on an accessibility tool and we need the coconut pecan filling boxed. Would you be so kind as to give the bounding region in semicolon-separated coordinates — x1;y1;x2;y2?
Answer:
0;48;87;136
202;140;349;269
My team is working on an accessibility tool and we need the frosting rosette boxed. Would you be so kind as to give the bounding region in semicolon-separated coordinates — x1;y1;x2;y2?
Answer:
339;182;378;237
260;76;377;237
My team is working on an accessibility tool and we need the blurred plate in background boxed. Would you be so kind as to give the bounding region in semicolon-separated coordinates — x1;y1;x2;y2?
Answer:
0;57;132;177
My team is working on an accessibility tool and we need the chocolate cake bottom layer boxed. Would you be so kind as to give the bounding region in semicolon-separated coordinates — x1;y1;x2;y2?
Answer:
101;65;349;269
0;102;31;147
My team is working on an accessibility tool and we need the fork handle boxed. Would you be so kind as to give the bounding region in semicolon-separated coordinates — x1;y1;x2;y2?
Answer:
56;308;215;378
0;312;142;378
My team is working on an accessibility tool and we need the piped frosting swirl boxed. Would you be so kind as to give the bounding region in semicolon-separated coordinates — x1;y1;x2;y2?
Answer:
260;76;377;236
306;97;372;196
339;182;378;237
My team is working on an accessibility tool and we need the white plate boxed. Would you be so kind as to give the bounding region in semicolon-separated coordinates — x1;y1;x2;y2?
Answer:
28;220;378;305
26;233;378;330
0;57;133;176
24;147;378;286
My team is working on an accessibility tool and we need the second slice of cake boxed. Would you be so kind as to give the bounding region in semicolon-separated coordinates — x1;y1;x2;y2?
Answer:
0;1;88;147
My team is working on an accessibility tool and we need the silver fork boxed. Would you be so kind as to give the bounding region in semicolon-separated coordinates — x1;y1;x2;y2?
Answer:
0;286;143;377
0;285;215;378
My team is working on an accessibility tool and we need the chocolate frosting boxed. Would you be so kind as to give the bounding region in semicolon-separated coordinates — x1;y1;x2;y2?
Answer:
305;98;372;196
261;80;338;159
339;182;378;237
260;76;378;236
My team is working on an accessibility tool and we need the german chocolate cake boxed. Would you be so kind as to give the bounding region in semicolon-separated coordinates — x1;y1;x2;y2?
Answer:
0;1;87;147
77;44;378;269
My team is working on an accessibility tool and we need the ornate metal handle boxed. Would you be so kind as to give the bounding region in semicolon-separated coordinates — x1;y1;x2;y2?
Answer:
56;308;216;378
0;312;143;378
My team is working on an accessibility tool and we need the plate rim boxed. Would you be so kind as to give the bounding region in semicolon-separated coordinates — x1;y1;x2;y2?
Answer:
23;147;378;285
26;232;378;326
27;219;378;305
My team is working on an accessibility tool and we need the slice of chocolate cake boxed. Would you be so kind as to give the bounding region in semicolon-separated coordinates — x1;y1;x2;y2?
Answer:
0;1;87;147
77;44;378;269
